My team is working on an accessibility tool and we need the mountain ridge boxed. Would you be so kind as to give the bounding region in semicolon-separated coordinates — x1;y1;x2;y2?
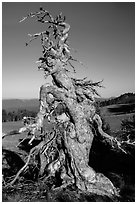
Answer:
98;92;135;107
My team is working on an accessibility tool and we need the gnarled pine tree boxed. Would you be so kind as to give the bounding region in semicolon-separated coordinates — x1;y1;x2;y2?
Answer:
4;8;132;198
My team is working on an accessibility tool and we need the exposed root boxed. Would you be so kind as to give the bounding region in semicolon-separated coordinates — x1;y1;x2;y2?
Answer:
8;151;32;186
16;135;28;147
6;127;60;186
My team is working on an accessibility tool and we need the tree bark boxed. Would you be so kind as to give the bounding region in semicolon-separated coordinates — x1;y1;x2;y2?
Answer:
36;62;118;197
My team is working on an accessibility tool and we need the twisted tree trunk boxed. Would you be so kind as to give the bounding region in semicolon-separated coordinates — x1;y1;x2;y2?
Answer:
37;60;117;197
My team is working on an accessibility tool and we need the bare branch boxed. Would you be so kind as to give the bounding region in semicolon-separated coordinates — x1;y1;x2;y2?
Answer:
93;114;128;154
19;8;53;23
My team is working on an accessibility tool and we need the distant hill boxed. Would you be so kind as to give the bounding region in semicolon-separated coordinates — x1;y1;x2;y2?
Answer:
98;93;135;107
2;99;39;112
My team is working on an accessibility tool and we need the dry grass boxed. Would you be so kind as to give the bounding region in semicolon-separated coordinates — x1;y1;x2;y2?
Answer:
104;113;135;132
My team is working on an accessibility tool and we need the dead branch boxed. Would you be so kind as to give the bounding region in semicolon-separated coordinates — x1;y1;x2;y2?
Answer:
93;114;128;154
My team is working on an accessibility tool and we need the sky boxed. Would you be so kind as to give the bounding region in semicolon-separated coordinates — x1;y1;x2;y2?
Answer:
2;2;135;99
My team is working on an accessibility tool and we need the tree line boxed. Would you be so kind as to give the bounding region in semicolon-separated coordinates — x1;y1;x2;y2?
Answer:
2;109;37;122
